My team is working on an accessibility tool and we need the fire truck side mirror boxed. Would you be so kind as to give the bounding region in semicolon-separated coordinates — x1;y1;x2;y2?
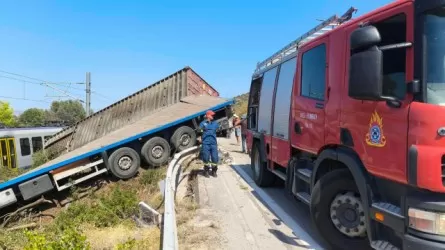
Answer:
348;47;383;101
350;25;381;51
348;25;385;101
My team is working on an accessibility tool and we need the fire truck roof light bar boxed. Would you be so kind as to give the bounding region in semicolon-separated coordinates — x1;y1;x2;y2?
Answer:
254;7;357;76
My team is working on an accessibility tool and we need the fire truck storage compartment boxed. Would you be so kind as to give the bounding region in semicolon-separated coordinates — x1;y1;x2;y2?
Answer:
18;174;54;200
0;188;17;209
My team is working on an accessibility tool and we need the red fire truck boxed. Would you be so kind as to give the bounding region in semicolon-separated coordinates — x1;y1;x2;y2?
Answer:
246;1;445;249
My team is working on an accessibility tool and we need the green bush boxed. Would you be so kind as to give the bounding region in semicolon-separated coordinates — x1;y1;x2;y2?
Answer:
24;227;90;250
32;149;57;168
54;185;138;229
115;238;137;250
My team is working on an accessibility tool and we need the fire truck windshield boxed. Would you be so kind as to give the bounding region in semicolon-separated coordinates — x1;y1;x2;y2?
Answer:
425;7;445;106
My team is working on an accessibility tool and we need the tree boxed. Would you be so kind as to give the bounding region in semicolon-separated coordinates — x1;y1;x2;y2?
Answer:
47;100;86;125
19;108;46;127
0;101;16;127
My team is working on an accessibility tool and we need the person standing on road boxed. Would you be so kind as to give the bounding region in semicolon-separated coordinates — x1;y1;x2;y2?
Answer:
233;114;241;145
240;114;248;154
198;110;220;177
234;114;248;154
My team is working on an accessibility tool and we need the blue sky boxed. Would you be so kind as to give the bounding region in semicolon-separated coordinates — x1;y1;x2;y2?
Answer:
0;0;393;114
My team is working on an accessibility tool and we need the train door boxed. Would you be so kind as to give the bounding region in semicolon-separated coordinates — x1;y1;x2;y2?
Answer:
0;138;17;168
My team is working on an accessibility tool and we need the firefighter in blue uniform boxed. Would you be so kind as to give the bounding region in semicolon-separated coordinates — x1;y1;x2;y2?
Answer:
198;110;220;177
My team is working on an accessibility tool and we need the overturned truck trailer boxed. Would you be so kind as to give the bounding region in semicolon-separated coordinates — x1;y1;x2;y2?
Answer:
45;66;225;157
0;67;233;210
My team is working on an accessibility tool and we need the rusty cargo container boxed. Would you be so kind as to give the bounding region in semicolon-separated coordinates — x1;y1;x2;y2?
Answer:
45;67;219;156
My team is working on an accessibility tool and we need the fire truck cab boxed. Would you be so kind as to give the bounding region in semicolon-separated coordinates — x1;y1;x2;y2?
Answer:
246;1;445;249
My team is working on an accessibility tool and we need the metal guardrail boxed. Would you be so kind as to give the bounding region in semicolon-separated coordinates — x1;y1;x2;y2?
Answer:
163;146;200;250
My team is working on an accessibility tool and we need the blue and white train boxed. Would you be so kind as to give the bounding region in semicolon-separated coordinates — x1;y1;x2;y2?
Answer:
0;127;63;169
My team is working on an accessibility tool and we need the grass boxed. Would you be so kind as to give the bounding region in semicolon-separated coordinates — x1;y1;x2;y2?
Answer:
32;149;57;168
0;166;168;250
0;149;57;183
53;185;138;230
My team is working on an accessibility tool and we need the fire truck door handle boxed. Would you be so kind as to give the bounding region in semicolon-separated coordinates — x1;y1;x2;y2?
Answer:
294;122;302;134
315;103;324;109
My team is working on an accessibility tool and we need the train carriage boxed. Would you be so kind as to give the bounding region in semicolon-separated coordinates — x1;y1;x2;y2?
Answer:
0;127;63;169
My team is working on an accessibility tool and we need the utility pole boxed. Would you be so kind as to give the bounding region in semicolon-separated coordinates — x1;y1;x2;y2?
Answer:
86;72;91;117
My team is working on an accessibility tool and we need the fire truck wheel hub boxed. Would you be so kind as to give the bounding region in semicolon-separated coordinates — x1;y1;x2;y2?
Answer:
330;191;366;238
118;156;133;170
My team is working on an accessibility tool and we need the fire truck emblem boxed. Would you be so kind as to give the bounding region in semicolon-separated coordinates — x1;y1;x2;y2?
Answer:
365;111;386;147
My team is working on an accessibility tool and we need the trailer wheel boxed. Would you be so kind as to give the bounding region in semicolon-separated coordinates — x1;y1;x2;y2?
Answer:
170;126;196;152
251;142;275;187
142;137;171;166
108;147;140;179
310;169;370;250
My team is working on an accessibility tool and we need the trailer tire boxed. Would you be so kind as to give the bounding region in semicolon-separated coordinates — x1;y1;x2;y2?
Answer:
170;126;196;152
142;137;171;166
310;169;370;250
108;147;140;180
251;142;275;187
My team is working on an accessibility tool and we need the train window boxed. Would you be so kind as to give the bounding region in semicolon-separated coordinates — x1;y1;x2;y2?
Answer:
32;137;43;153
20;138;31;156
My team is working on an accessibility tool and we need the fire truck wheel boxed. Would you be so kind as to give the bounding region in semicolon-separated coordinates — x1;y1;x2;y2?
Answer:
310;169;370;250
170;126;196;152
251;143;275;187
108;147;140;180
142;137;171;167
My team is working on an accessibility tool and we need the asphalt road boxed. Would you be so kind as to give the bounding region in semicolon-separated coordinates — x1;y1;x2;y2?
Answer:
218;137;329;250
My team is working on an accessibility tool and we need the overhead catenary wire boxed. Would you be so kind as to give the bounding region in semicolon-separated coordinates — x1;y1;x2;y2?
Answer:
0;74;84;100
0;70;112;101
0;95;51;103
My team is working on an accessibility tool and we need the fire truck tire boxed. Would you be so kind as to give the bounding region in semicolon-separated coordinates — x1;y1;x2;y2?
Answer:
170;126;196;152
142;137;171;167
310;169;370;250
108;147;140;180
251;143;275;187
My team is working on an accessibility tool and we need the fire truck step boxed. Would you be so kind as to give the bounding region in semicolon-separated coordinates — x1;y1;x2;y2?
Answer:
295;192;311;205
370;240;399;250
296;168;312;183
372;202;403;218
270;169;286;181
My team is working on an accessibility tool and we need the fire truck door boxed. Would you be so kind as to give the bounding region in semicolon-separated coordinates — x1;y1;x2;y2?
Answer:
292;39;329;153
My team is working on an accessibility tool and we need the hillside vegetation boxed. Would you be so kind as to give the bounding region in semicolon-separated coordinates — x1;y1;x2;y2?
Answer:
232;93;248;117
0;167;166;250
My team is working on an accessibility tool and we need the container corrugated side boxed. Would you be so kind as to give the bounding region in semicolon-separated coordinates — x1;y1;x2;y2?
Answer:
45;67;218;155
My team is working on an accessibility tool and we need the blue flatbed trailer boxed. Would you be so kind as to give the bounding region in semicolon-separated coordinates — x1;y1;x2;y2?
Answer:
0;95;233;210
